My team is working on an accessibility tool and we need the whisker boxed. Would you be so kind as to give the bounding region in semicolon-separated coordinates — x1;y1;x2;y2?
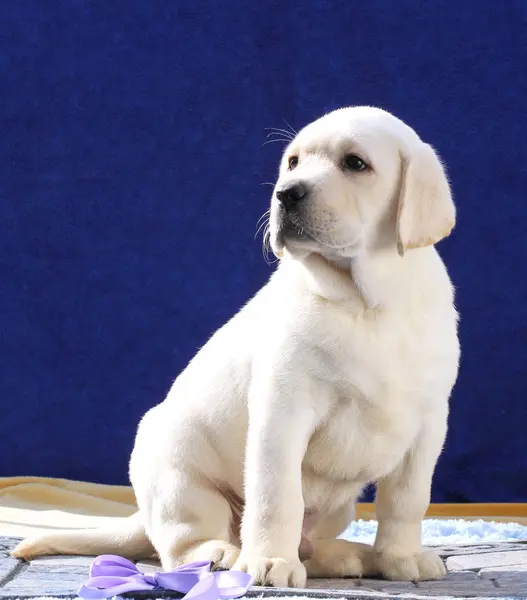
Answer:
255;209;271;240
256;208;271;220
262;224;271;260
262;225;277;265
255;210;270;230
265;127;295;140
282;119;298;137
255;218;268;233
255;222;268;240
262;138;291;146
265;131;292;139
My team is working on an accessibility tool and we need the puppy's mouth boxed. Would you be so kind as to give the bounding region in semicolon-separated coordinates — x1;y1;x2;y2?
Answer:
276;213;314;244
282;217;313;240
271;211;318;258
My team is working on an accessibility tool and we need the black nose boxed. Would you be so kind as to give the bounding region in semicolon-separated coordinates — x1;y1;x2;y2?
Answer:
276;182;307;211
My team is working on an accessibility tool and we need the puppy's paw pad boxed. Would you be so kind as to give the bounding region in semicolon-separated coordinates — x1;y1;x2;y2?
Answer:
376;549;446;581
234;555;306;587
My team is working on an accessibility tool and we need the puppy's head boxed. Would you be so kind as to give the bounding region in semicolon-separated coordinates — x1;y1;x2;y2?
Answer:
270;107;455;260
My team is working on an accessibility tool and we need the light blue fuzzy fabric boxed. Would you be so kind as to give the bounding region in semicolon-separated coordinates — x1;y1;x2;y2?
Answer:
340;517;527;545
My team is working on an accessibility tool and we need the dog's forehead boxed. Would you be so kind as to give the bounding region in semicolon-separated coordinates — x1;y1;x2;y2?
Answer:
292;107;419;154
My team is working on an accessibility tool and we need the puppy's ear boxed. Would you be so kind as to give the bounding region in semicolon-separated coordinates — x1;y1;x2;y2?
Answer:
396;143;455;256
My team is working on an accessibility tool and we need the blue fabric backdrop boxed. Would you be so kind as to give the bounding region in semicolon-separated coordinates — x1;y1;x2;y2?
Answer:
1;1;526;502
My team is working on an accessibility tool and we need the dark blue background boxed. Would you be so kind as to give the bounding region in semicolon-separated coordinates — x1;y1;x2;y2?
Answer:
1;1;526;502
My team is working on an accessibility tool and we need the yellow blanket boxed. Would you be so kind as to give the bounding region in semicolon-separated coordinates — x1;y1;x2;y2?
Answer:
1;476;526;537
0;477;135;536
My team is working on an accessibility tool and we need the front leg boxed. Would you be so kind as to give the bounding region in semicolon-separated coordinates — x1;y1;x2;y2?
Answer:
374;407;448;581
234;372;327;588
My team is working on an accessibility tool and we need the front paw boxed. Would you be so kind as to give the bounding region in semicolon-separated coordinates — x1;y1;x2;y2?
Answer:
375;549;446;581
233;554;306;587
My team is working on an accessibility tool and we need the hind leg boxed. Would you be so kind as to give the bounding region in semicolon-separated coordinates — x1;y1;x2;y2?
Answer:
305;539;376;578
141;469;240;571
304;503;377;578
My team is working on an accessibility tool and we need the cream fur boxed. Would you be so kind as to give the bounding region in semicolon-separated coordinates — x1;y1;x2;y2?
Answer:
13;106;460;588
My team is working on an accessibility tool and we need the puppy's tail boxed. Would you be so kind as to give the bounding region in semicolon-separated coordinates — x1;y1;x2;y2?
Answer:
11;512;154;561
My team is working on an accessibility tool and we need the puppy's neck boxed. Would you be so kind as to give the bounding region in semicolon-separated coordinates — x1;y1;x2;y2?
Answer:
291;247;428;311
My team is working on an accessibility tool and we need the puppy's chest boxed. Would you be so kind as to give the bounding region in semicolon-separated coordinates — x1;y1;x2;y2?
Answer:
302;312;430;482
304;394;420;484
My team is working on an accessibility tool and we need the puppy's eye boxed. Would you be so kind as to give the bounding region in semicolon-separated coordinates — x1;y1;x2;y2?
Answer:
288;156;299;170
343;154;368;172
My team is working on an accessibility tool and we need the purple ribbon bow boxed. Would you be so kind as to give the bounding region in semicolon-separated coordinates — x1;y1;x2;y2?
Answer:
78;555;254;600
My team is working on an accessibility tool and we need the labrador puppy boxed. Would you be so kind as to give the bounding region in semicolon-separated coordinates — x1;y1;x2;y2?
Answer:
14;106;459;588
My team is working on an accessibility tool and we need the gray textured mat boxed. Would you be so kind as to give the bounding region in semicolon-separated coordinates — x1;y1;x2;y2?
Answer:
2;537;527;599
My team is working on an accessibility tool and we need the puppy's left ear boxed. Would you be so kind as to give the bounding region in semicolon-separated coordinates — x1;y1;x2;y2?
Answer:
396;143;456;256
